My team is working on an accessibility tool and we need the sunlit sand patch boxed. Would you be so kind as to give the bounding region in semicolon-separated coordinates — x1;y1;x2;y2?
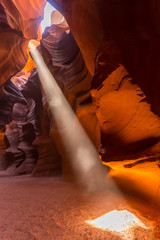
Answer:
86;210;148;239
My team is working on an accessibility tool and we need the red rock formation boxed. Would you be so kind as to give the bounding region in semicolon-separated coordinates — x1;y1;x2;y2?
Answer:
4;120;25;172
41;24;91;108
3;99;37;175
22;69;62;176
0;3;29;86
0;74;40;174
32;99;62;177
1;0;46;39
90;41;160;160
0;79;26;125
48;0;103;75
39;22;102;178
0;0;47;86
0;0;160;173
0;23;29;86
47;0;160;160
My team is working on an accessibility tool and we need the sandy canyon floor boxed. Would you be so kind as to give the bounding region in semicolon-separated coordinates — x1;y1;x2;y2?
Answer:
0;169;160;240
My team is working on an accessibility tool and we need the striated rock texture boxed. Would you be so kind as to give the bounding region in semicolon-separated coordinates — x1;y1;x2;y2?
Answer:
1;0;46;39
40;22;101;179
21;69;43;135
21;69;62;176
0;74;39;174
41;24;91;109
0;23;29;86
0;0;47;87
0;0;160;173
4;120;24;170
0;79;26;126
0;78;26;170
41;23;100;146
32;98;62;177
4;99;38;175
48;0;103;75
47;0;160;161
92;42;160;160
0;1;44;175
0;2;29;86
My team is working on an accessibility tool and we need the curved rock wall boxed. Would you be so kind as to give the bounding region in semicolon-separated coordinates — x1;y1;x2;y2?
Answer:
39;22;101;178
1;0;46;39
0;80;26;125
0;2;29;86
41;23;100;148
92;42;160;160
0;0;160;174
48;0;160;160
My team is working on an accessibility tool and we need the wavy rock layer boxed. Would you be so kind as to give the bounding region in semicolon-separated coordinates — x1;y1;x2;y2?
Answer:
48;0;160;160
40;24;101;178
0;0;160;171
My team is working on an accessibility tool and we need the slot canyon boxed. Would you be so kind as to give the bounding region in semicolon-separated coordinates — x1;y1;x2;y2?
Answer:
0;0;160;239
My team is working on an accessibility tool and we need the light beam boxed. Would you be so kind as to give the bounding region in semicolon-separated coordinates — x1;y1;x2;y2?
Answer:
28;41;107;191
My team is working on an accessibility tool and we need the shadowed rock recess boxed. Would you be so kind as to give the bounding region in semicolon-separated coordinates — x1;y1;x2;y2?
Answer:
0;0;160;232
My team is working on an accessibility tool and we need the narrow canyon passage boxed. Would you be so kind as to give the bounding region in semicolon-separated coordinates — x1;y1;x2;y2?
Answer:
0;173;159;240
1;1;160;239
